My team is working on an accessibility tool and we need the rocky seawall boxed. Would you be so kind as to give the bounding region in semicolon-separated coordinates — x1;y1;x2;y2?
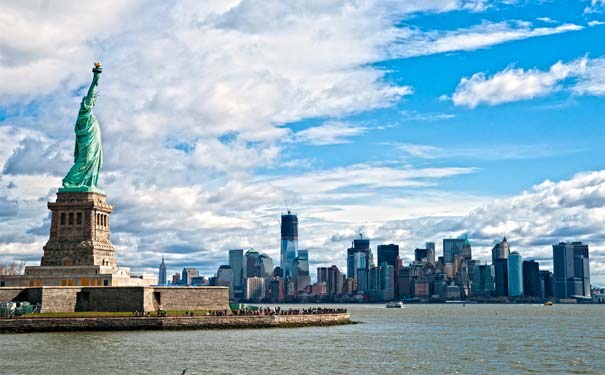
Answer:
0;313;351;334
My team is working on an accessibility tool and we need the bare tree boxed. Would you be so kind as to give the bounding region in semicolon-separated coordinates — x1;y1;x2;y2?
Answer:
0;261;26;275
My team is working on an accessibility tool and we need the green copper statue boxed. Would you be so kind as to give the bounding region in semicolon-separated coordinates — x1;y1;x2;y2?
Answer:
60;62;105;194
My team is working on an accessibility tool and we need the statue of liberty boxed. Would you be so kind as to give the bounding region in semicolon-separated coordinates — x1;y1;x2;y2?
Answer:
60;62;105;194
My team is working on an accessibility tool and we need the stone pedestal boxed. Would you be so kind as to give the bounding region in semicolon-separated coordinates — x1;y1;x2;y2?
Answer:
42;191;115;268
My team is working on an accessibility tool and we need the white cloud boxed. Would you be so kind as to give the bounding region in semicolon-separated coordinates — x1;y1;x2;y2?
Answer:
451;56;605;107
536;17;558;24
293;121;370;146
390;21;583;58
396;142;580;160
588;20;605;26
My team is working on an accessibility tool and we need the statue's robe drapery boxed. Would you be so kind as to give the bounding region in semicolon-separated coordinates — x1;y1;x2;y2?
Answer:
61;87;103;190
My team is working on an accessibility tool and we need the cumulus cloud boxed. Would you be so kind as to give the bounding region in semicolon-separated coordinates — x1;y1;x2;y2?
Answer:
451;56;605;107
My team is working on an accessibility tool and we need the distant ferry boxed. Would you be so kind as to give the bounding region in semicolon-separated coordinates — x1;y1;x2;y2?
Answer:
386;301;404;308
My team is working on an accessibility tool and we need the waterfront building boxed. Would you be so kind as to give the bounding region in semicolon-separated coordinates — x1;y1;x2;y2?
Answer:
572;242;591;297
377;244;399;267
182;268;199;285
443;238;465;264
380;263;395;301
522;260;540;297
318;265;341;298
492;237;510;264
398;266;411;298
471;264;495;297
553;242;591;299
508;252;524;297
494;258;508;297
269;278;284;302
245;277;265;301
158;256;167;285
280;211;298;277
538;270;553;298
228;249;244;289
445;283;461;300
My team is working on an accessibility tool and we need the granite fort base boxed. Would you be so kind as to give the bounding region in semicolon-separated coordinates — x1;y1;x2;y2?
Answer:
0;286;229;313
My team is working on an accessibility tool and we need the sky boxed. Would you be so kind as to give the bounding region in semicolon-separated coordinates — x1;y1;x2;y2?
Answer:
1;0;605;285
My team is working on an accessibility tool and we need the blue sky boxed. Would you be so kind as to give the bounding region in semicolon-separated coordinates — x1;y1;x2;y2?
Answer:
1;1;605;284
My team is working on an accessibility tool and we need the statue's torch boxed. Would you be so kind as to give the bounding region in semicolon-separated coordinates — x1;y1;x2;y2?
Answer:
93;61;103;74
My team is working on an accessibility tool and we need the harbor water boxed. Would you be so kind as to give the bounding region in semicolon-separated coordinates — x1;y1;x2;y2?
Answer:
1;304;604;374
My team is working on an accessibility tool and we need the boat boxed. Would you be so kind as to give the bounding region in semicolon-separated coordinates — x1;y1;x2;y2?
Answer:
544;301;553;306
386;301;404;308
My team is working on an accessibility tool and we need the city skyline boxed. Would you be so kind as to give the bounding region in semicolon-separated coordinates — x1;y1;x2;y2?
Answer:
1;2;605;285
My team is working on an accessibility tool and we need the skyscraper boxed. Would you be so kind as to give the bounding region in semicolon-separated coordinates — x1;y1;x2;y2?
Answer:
245;277;265;301
158;256;167;285
522;260;540;297
553;241;591;298
507;252;523;297
443;238;465;263
377;244;399;268
539;270;553;298
244;248;259;279
492;237;510;264
255;254;274;278
292;250;310;292
471;264;495;296
229;249;244;290
553;242;575;299
347;235;370;292
426;242;436;266
280;211;298;277
572;242;591;297
494;258;508;297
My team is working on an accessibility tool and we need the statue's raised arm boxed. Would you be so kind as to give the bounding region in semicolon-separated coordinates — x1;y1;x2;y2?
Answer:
83;62;102;109
60;62;105;194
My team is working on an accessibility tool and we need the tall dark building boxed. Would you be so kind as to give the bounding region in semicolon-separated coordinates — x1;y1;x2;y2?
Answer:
522;260;540;297
494;258;508;297
280;211;298;277
347;235;370;278
377;244;399;267
538;270;553;298
553;242;591;298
